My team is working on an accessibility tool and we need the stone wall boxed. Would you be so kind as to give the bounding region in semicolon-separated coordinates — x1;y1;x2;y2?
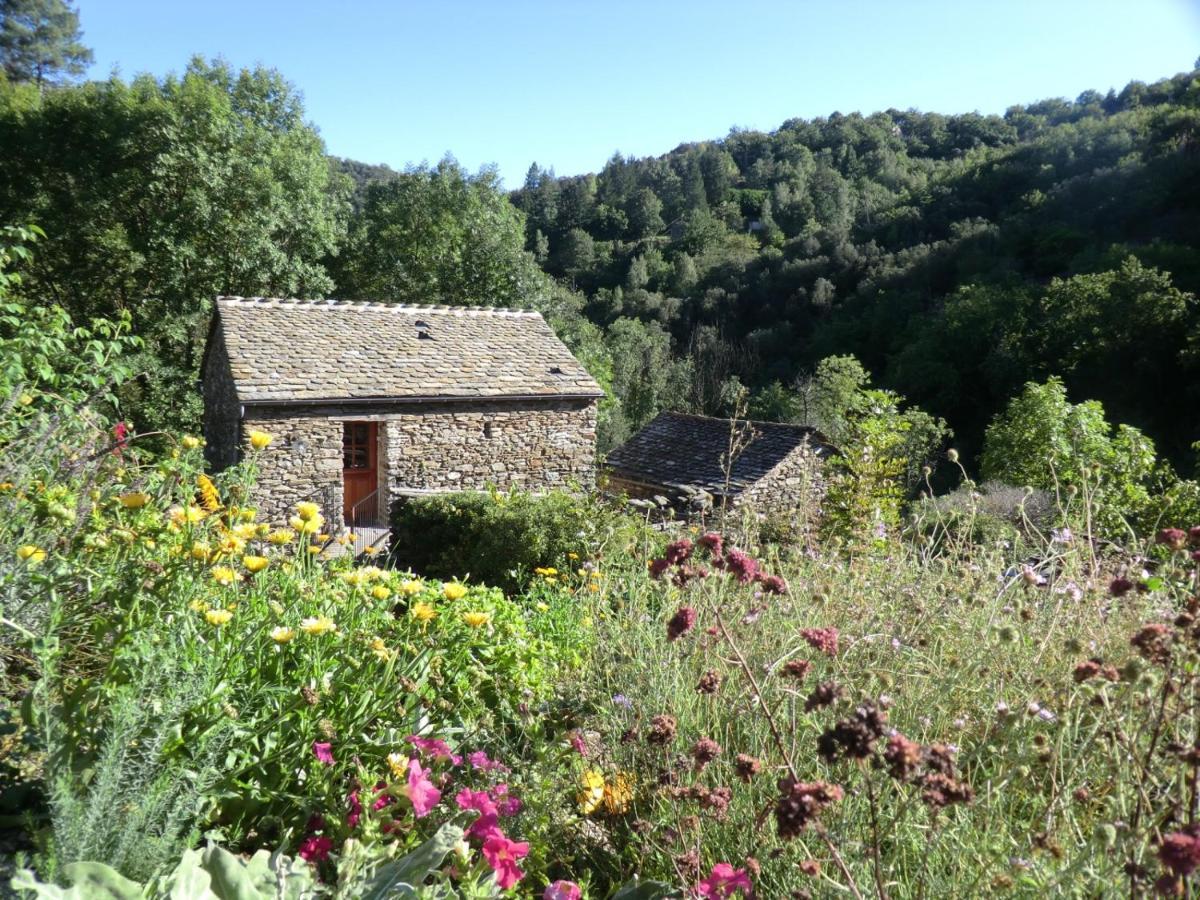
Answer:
201;329;241;471
240;411;344;525
235;398;598;527
737;440;828;528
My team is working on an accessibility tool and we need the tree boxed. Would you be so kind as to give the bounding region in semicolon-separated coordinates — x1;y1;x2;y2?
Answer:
980;377;1157;535
332;158;546;309
0;58;349;430
626;188;664;239
0;0;91;86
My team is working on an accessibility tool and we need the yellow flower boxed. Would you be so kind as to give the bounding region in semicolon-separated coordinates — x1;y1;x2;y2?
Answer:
267;529;295;545
270;626;295;644
188;598;208;612
410;602;437;623
231;522;259;540
535;602;549;612
372;585;391;601
181;435;202;450
363;545;380;556
118;491;150;509
588;583;600;593
576;769;606;815
289;515;324;535
235;507;257;523
190;541;212;561
534;566;558;576
568;552;579;560
268;600;285;615
368;636;392;661
340;570;368;588
0;481;14;490
205;608;233;626
218;534;246;555
169;504;206;525
581;616;593;628
300;615;337;636
242;555;269;573
462;611;490;628
196;474;221;512
544;576;558;584
399;579;422;596
386;751;407;779
248;430;273;450
603;772;634;815
211;566;242;586
307;546;321;555
315;533;331;543
590;570;601;579
295;501;321;522
443;582;468;601
18;392;33;406
17;545;47;564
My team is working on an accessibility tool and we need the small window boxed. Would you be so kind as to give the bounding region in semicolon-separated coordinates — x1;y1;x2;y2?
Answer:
343;422;372;470
483;422;495;439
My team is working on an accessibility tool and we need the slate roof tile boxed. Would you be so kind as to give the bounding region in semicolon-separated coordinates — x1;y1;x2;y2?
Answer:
212;296;604;403
604;411;833;499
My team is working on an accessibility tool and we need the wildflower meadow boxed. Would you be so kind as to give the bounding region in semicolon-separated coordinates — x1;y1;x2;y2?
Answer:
3;227;1200;898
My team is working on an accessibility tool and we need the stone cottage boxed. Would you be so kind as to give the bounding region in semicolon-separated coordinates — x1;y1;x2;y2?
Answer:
602;411;834;516
202;296;604;528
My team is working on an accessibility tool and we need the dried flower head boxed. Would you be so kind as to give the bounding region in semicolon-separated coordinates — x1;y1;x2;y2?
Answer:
1131;623;1173;665
804;681;844;712
667;606;698;641
799;627;839;657
883;733;923;781
774;777;844;840
782;659;812;680
696;670;722;695
734;754;762;782
664;538;693;565
692;738;721;770
817;703;888;762
647;714;677;746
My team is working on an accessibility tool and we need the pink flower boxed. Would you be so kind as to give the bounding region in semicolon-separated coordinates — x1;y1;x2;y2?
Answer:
490;783;523;817
457;787;502;841
406;735;462;765
482;832;529;890
467;750;508;772
312;741;334;765
698;532;724;557
568;730;589;756
667;606;698;641
298;834;333;863
723;549;759;584
800;627;839;657
648;557;671;579
664;538;693;565
400;757;441;818
696;862;753;898
544;881;582;900
346;789;362;827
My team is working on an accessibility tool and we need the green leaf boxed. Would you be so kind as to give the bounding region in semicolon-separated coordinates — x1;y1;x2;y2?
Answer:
610;878;682;899
165;849;211;900
199;845;268;900
357;823;464;900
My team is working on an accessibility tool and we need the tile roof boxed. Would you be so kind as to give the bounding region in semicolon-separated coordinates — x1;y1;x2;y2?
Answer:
211;296;604;404
604;411;832;499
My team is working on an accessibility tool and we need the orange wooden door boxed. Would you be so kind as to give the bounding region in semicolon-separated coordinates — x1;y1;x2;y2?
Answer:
342;422;377;524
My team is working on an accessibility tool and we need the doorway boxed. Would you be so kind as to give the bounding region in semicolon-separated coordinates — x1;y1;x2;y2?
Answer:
342;421;378;525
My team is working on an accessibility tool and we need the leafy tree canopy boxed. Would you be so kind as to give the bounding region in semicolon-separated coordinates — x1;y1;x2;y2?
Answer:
0;0;91;86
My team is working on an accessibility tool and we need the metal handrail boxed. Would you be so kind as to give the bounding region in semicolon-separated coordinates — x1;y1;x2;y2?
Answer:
349;487;381;527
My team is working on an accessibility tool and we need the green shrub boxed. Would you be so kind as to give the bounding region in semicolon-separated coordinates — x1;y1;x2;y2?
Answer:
390;488;646;593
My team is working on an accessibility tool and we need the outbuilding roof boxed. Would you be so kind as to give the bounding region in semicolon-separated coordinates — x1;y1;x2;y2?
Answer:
209;296;604;404
604;411;832;500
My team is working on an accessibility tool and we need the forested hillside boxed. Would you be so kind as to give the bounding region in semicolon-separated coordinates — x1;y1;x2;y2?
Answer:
1;57;1197;473
508;71;1200;465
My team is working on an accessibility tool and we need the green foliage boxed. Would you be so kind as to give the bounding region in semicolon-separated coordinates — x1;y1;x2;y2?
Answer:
0;59;350;432
508;66;1200;473
390;488;644;594
980;377;1158;535
0;0;92;86
330;158;548;309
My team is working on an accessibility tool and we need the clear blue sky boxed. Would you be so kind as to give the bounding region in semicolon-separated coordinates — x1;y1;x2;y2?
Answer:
81;0;1200;188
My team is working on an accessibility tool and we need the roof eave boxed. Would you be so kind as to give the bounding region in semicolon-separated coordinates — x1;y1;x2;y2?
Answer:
239;391;605;408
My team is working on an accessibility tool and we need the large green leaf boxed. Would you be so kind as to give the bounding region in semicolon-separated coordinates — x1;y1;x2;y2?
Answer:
356;824;464;900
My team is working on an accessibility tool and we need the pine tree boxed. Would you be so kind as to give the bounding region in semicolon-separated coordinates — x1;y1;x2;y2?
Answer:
0;0;92;87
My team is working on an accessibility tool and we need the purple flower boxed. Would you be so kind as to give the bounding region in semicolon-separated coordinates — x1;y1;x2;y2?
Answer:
312;741;334;765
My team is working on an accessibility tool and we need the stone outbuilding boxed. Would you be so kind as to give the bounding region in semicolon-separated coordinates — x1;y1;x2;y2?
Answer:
602;411;834;516
202;296;604;530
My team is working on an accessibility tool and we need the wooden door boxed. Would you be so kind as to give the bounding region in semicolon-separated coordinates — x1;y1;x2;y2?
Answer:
342;421;378;524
